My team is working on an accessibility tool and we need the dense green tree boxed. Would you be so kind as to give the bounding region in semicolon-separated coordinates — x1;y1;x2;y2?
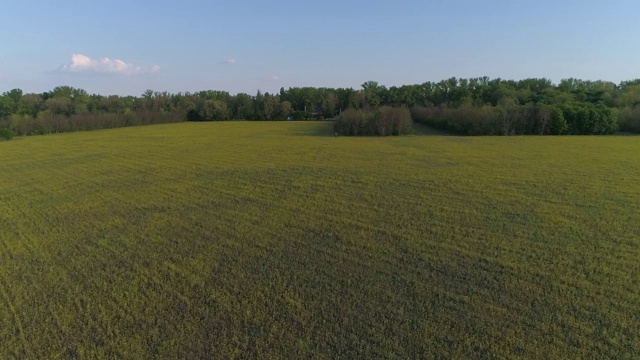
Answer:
3;76;640;136
0;127;14;140
280;101;293;119
263;95;281;120
45;97;73;116
230;93;254;120
0;96;14;118
360;81;383;108
200;100;229;120
17;94;44;117
48;86;74;99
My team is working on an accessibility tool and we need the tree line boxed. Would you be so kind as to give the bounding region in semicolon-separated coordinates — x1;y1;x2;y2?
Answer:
2;77;640;139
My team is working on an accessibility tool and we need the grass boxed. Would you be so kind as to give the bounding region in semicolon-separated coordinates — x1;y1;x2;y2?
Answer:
1;121;639;358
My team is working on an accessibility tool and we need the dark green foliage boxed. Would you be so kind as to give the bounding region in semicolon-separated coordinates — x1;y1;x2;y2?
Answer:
411;106;501;135
559;103;618;134
189;100;229;121
3;76;640;137
8;111;184;136
618;106;640;133
411;103;615;136
229;92;254;120
0;127;14;140
548;105;568;135
0;96;15;118
335;107;413;136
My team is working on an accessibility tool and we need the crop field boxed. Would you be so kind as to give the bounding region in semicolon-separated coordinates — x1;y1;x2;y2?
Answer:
1;121;639;358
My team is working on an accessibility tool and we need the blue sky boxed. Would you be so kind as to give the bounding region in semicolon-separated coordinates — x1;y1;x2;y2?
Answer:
1;0;639;96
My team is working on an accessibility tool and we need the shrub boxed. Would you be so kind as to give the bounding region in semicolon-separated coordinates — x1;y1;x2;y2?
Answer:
411;105;501;135
335;107;413;136
0;127;15;140
4;111;185;136
411;103;617;136
560;103;618;135
335;108;368;136
547;106;568;135
371;106;413;136
617;106;640;133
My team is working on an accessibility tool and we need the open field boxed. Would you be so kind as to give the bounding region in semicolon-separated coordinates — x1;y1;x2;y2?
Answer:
1;121;639;358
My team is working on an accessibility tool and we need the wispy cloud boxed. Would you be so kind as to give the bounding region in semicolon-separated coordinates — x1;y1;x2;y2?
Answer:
270;75;280;81
59;54;159;75
221;58;237;64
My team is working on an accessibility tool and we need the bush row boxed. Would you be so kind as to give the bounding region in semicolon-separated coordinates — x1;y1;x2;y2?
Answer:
618;106;640;133
1;110;185;137
1;103;635;140
411;103;618;135
0;128;14;140
334;107;413;136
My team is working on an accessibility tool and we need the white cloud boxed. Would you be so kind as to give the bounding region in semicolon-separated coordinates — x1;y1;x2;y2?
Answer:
221;58;237;64
271;75;280;81
59;54;159;75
